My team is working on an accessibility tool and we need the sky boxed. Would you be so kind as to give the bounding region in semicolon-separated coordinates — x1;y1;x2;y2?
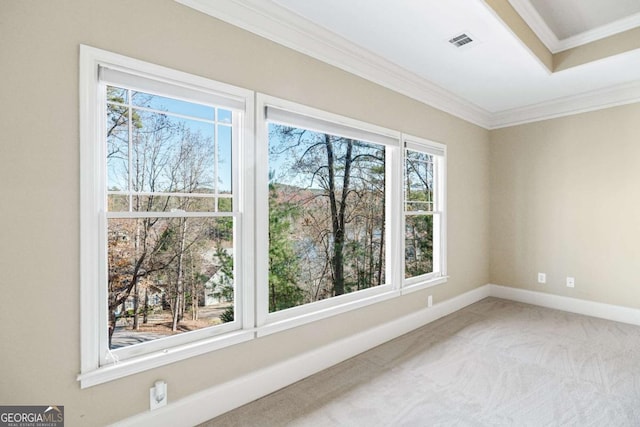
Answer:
106;86;234;204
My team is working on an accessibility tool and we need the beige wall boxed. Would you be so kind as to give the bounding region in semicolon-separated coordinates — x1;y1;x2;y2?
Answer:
490;104;640;307
484;0;640;72
554;27;640;71
0;1;490;425
484;0;553;72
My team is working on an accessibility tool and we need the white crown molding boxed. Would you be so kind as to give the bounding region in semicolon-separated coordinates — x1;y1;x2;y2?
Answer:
175;0;491;128
557;11;640;52
508;0;640;53
489;79;640;128
175;0;640;130
507;0;560;52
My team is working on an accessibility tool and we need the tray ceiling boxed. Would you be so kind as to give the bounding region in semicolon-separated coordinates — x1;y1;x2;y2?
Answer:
176;0;640;128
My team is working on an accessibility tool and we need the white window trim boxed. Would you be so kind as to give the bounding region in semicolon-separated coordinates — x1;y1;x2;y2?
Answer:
401;134;448;295
78;45;255;388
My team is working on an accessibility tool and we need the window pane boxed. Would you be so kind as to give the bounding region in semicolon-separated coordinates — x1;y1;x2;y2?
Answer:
132;91;214;121
268;124;386;313
107;86;128;103
405;214;433;278
217;108;232;124
218;124;232;194
108;194;129;211
217;197;233;212
405;150;434;212
130;111;215;195
107;217;235;350
107;104;129;192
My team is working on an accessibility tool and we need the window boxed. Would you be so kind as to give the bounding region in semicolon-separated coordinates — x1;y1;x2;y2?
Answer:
255;96;447;334
403;137;446;287
265;109;391;313
80;47;446;387
79;46;254;387
103;76;241;359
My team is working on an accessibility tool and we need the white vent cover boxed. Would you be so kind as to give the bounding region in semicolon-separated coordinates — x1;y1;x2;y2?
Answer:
448;33;474;47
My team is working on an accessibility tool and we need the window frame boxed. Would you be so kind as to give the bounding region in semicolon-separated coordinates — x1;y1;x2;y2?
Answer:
79;45;255;388
401;134;448;294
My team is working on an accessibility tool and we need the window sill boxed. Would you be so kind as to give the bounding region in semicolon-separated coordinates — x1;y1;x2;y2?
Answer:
257;288;402;338
401;275;449;295
78;278;447;388
77;329;255;388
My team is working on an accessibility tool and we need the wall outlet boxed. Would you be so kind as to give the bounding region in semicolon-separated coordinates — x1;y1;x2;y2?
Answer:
150;380;167;410
566;277;575;288
427;295;433;308
537;273;546;284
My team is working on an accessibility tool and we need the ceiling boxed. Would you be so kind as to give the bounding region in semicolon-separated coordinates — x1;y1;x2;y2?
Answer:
510;0;640;51
177;0;640;129
528;0;640;40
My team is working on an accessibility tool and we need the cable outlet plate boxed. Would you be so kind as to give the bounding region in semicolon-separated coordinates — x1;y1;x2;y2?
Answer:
150;380;167;410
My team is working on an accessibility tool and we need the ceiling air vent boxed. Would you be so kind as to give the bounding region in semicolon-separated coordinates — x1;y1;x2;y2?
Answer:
448;33;474;48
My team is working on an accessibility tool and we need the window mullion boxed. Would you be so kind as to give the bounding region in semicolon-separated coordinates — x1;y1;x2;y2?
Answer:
438;154;447;276
254;102;270;328
237;101;256;330
390;144;404;291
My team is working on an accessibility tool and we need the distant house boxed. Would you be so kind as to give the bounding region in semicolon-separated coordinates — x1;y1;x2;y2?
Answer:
204;247;234;306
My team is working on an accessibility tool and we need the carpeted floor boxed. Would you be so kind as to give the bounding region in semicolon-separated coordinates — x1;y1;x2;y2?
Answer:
201;297;640;426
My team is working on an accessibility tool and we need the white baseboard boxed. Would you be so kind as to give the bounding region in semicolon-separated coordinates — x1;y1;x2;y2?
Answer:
488;284;640;326
116;283;640;426
115;285;491;426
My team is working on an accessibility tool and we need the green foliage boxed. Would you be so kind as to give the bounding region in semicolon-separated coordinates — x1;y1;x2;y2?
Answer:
157;225;175;252
268;125;386;308
211;246;234;302
209;217;233;243
220;305;234;323
405;215;433;277
268;183;304;312
217;197;233;212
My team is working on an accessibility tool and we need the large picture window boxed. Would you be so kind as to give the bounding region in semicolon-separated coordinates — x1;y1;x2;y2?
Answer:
267;123;386;312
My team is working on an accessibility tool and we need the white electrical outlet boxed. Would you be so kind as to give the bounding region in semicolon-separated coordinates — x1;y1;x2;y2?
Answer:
427;295;433;308
566;277;575;288
537;273;546;284
150;380;167;410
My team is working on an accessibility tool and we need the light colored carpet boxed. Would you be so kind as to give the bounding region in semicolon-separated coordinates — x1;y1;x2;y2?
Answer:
200;297;640;426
